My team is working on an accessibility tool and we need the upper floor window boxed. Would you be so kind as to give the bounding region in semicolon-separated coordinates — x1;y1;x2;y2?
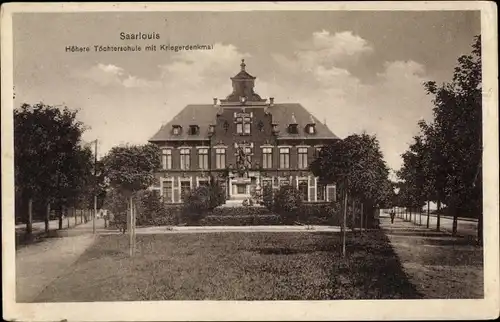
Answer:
180;148;191;170
215;148;226;169
244;146;252;165
188;125;199;135
298;147;308;169
172;125;182;135
262;147;273;169
161;148;172;170
279;147;290;169
236;116;251;134
306;124;316;134
288;124;298;134
315;146;323;157
198;148;208;170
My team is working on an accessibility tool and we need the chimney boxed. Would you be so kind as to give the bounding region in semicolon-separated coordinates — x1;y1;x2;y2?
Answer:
213;98;218;106
269;97;274;106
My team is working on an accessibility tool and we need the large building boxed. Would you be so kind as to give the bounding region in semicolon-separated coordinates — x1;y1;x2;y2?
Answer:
149;60;339;205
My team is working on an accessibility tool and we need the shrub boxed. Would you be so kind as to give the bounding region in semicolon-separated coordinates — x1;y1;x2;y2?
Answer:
261;185;275;210
211;206;272;217
274;185;303;224
182;186;210;224
198;214;283;226
135;190;166;226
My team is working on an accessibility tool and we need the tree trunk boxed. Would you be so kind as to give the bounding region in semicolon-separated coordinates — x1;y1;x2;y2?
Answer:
342;188;348;257
27;198;33;235
426;201;430;228
74;208;77;226
57;206;63;230
128;196;133;257
360;202;364;232
45;203;50;233
351;199;356;232
451;202;458;237
66;207;70;228
419;206;422;226
477;212;483;245
436;200;441;231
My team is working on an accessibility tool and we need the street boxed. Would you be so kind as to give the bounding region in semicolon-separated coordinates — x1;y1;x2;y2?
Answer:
392;210;479;239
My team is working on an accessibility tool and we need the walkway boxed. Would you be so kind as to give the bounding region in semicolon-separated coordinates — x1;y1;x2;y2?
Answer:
380;213;483;298
15;219;105;302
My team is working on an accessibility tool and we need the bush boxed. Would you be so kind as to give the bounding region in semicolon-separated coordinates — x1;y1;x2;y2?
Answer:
211;206;272;217
261;185;275;210
274;185;303;224
135;190;166;226
198;214;283;226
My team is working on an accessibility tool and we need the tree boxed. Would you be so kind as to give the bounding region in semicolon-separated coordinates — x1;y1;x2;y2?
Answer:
423;35;482;237
14;103;91;235
310;134;391;255
102;143;161;255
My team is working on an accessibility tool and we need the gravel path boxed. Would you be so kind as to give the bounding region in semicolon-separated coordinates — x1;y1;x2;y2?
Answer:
381;214;483;298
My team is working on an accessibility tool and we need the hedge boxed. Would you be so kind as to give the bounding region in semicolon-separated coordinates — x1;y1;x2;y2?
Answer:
127;204;342;227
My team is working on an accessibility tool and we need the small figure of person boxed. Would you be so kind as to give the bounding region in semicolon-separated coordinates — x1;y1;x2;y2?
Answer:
390;209;395;224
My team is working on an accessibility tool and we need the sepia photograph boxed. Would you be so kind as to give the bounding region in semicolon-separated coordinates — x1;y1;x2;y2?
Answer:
2;2;498;321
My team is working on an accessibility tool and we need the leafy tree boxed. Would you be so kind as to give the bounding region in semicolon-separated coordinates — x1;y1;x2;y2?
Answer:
310;134;391;229
14;103;92;235
102;143;161;234
422;35;482;237
103;187;128;232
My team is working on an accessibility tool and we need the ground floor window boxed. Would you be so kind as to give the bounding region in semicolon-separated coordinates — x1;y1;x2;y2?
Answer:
180;181;191;201
317;183;326;201
298;180;308;201
198;179;209;187
162;181;173;203
236;184;247;194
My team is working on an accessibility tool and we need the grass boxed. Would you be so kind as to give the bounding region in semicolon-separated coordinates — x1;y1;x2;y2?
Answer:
35;231;421;301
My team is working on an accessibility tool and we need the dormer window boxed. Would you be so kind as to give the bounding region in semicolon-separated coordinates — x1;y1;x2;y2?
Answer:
288;124;298;134
272;123;279;135
188;125;199;135
172;125;182;135
306;124;316;134
208;124;215;135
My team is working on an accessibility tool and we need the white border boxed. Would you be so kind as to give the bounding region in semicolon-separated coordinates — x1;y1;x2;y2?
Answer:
2;2;499;321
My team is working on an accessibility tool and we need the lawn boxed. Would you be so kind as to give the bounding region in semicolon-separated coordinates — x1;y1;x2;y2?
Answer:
35;231;421;301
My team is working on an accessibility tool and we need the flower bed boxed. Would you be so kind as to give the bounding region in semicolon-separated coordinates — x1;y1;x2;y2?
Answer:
196;214;283;226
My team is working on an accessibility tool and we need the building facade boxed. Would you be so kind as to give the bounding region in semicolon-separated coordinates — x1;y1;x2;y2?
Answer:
149;60;339;204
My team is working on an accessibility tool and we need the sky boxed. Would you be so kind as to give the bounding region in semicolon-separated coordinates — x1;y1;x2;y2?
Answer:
13;10;480;175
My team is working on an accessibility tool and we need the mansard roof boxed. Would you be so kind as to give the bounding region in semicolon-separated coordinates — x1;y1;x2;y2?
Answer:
148;103;339;142
149;105;218;141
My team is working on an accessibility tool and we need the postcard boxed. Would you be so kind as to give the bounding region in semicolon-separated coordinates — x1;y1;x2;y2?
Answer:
1;2;498;321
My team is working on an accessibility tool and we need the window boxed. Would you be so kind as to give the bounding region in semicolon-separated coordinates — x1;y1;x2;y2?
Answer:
215;148;226;169
288;124;298;134
162;181;173;203
236;116;251;135
188;125;199;135
172;125;181;135
262;147;273;169
198;148;208;170
244;117;251;134
317;183;326;201
298;147;308;169
180;181;191;201
279;147;290;169
279;177;290;186
298;180;308;201
244;146;252;165
198;180;209;187
237;184;246;194
180;148;191;170
315;146;323;157
262;179;272;187
306;124;316;134
161;149;172;170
